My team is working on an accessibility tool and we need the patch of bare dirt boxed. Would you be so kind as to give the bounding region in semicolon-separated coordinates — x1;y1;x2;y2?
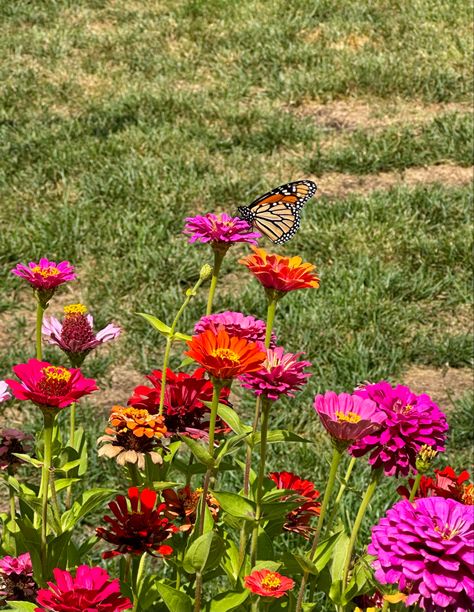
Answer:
403;365;473;410
93;362;145;412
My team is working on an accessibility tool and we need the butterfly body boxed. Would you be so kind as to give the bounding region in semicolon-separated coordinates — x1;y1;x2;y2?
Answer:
237;180;317;244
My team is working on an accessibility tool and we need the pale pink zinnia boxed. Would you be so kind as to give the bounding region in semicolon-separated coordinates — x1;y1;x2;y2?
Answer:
42;303;120;367
0;381;11;403
314;391;384;445
183;213;260;248
240;346;311;401
194;311;275;347
368;497;474;611
11;258;76;291
350;381;449;477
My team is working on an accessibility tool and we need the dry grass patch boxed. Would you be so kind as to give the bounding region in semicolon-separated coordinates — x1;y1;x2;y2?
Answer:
403;365;473;409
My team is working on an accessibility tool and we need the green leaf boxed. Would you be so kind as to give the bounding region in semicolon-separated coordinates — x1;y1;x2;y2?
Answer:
53;478;81;492
183;532;225;574
137;312;172;336
56;459;83;473
252;560;281;573
293;554;319;576
151;481;180;490
215;404;251;436
179;436;215;467
207;590;249;611
253;430;311;445
215;432;250;466
4;602;37;611
329;531;350;605
156;583;192;612
220;536;241;583
174;331;192;342
62;488;115;531
11;453;43;468
257;528;274;560
261;499;303;520
313;530;343;574
46;531;72;576
212;491;256;521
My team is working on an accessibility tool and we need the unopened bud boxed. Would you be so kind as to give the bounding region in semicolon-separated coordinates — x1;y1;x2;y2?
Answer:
200;264;212;280
416;445;438;473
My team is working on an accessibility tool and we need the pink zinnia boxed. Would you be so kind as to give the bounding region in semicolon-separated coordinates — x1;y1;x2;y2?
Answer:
11;258;76;291
244;569;295;598
35;565;131;611
42;303;120;367
350;382;449;477
240;346;311;401
314;391;385;445
6;359;97;409
368;497;474;611
0;381;10;403
0;552;37;603
195;311;275;347
0;552;33;576
183;213;260;248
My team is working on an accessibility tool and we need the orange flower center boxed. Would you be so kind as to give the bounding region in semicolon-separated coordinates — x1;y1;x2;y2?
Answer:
462;484;474;505
211;348;240;363
31;265;60;277
261;573;282;590
39;366;71;395
336;411;361;423
64;303;88;315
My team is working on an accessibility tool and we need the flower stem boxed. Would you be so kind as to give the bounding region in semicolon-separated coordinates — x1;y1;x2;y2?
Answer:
40;410;55;578
250;398;271;567
342;468;383;589
296;444;343;612
36;301;44;360
206;249;225;316
409;472;422;502
264;298;277;347
127;463;142;487
325;456;357;535
65;402;77;509
133;553;147;611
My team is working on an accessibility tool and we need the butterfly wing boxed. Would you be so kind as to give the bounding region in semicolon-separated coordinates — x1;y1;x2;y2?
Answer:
237;180;317;244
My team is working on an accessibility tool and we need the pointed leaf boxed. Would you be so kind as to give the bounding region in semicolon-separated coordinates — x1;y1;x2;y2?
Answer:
329;531;351;605
253;430;311;444
137;312;172;336
215;404;251;436
207;590;249;611
4;603;37;611
183;531;225;574
11;454;43;468
179;436;215;468
212;491;256;521
156;583;192;612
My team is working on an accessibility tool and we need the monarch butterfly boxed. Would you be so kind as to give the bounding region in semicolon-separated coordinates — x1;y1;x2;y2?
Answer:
237;180;317;244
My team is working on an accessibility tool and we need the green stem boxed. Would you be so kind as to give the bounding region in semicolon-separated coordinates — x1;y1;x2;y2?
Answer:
296;444;343;612
409;472;422;502
133;553;147;611
325;456;357;534
65;402;77;509
264;298;277;347
40;411;55;579
382;600;390;612
36;301;44;360
342;468;383;589
250;398;271;567
127;463;142;487
206;249;225;316
49;467;63;534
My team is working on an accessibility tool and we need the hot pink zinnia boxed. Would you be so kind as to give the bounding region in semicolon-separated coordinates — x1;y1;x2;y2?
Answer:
240;347;311;401
35;565;131;611
314;391;385;445
6;359;97;409
0;552;37;603
195;311;275;347
0;381;10;403
183;213;260;247
11;258;76;291
350;381;449;477
42;303;120;367
368;497;474;611
0;553;33;576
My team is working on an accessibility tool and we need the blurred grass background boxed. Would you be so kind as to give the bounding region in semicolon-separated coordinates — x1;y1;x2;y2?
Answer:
0;0;473;587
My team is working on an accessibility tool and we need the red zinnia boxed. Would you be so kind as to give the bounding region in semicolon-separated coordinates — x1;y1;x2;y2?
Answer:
96;487;177;558
185;328;266;380
239;246;319;295
6;359;97;409
398;466;474;505
244;569;295;598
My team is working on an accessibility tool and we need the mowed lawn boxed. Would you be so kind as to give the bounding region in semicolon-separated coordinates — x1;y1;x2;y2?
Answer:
0;0;473;535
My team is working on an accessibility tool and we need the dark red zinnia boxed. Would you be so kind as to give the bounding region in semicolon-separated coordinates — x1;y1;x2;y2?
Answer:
398;466;474;504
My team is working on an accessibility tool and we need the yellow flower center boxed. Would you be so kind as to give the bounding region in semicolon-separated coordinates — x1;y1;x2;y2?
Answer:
64;303;88;315
42;366;71;383
434;523;459;540
336;411;361;423
261;573;282;590
211;348;240;363
31;265;60;277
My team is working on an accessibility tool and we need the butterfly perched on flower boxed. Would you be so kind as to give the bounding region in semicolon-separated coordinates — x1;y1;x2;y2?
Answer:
237;180;317;244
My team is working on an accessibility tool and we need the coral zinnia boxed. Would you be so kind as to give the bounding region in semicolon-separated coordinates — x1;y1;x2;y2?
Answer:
162;485;220;532
398;466;474;505
34;565;131;611
239;246;319;296
0;381;11;403
6;359;97;409
350;382;448;477
240;347;311;401
11;258;76;291
195;311;275;347
96;487;177;558
184;213;260;248
268;471;321;539
186;328;266;380
369;497;474;611
314;391;384;446
244;569;295;598
128;368;230;440
0;552;37;604
42;303;120;367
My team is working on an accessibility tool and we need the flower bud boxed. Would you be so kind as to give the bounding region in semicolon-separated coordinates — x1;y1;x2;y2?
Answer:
416;444;438;473
199;264;212;280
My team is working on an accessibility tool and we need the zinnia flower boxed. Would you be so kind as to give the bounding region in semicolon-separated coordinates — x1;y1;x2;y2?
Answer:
398;466;474;505
350;382;449;477
11;258;76;306
314;391;384;446
186;328;266;380
0;381;11;403
6;359;97;409
194;311;276;347
184;213;260;250
128;368;230;440
34;565;131;611
96;487;178;558
42;303;120;367
244;569;295;598
268;471;320;538
368;497;474;611
98;405;167;469
239;246;319;297
240;347;311;401
0;553;37;604
0;428;33;471
162;486;220;531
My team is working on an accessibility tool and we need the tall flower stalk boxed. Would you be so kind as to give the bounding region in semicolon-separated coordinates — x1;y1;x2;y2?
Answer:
39;410;55;578
206;248;225;315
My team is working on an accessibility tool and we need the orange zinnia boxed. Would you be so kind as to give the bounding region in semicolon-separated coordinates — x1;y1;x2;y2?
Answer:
185;328;265;380
239;246;319;295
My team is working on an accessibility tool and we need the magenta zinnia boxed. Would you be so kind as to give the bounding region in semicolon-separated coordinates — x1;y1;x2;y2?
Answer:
6;359;97;409
34;565;131;611
42;303;120;367
240;346;311;401
0;381;10;403
314;391;384;445
369;497;474;611
194;311;275;347
184;213;260;248
11;258;76;306
350;381;449;477
0;552;37;603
